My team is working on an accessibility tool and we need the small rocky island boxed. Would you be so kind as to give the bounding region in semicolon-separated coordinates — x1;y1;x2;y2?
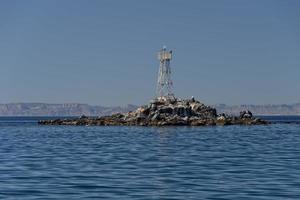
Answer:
38;97;268;126
39;47;269;127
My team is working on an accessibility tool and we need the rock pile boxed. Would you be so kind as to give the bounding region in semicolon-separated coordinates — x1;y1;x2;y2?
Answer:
38;98;269;126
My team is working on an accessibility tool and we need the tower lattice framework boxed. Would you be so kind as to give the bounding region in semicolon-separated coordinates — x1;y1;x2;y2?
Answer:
156;46;174;99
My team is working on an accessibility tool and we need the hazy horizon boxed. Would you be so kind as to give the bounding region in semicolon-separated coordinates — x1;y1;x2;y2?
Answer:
1;0;299;106
1;101;300;108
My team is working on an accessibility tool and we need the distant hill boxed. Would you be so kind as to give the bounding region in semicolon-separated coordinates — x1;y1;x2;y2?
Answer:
214;103;300;116
0;102;299;116
0;103;138;116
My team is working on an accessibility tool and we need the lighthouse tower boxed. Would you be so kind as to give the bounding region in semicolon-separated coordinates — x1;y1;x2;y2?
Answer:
156;46;175;101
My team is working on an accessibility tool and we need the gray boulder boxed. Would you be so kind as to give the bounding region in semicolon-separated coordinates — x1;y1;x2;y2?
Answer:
240;110;253;119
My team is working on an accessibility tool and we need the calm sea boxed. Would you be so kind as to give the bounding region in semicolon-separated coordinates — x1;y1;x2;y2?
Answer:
0;116;300;199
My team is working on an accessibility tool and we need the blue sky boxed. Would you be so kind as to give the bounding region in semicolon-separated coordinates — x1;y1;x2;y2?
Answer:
0;0;299;106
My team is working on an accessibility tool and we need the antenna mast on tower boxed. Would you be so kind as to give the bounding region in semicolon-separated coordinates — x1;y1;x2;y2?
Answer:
156;46;175;100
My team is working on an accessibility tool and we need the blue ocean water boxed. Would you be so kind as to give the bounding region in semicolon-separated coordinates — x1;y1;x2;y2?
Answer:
0;116;300;199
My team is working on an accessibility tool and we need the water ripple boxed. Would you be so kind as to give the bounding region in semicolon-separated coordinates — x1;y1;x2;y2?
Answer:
0;117;300;199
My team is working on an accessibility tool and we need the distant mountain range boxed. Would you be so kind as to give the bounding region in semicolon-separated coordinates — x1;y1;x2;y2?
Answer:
214;104;300;116
0;103;300;116
0;103;138;117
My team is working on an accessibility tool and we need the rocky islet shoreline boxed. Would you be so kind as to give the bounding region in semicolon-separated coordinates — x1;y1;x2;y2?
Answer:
38;98;268;126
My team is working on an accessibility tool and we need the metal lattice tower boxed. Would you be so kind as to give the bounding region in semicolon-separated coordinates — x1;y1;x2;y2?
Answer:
156;46;175;100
